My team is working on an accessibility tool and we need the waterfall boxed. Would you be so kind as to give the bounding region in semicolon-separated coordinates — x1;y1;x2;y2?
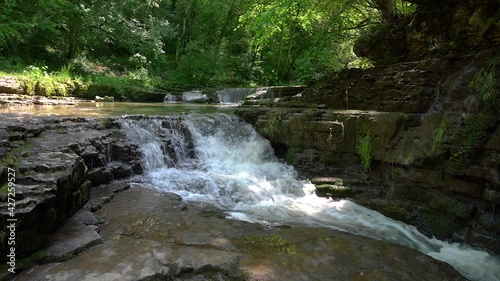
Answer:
216;87;270;104
120;114;500;281
216;87;303;104
182;90;208;102
163;94;179;103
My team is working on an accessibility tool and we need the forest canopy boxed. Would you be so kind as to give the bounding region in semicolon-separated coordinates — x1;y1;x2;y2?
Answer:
0;0;416;87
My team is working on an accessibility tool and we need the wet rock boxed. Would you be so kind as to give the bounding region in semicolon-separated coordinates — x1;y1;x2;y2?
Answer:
311;177;343;185
417;209;467;239
315;184;353;198
88;167;113;186
108;161;133;179
483;188;500;205
0;77;22;94
477;211;500;234
43;215;102;259
14;187;468;281
81;145;99;170
466;227;500;254
0;116;144;262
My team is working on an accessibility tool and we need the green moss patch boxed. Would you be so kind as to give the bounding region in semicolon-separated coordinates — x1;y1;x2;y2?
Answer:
237;235;296;256
315;184;353;198
450;113;497;163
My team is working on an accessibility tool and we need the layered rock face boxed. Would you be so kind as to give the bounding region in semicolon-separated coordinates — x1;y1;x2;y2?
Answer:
0;117;143;261
235;49;500;253
354;0;500;64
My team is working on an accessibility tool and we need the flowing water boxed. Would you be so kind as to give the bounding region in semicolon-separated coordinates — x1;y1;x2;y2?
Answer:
216;87;276;104
120;113;500;281
0;102;233;117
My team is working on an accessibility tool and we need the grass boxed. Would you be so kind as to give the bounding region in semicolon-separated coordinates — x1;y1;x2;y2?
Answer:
469;64;498;111
0;61;162;99
356;133;372;169
0;64;84;96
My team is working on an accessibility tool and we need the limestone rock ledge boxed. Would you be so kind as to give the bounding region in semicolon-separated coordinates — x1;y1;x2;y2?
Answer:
0;117;143;262
235;49;500;254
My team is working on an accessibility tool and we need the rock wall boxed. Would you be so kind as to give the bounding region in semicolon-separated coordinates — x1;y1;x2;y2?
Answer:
0;117;143;261
235;48;500;253
354;0;500;64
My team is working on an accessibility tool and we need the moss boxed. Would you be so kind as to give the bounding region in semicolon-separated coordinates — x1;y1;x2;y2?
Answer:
315;184;353;198
0;183;8;201
237;235;296;255
20;169;36;176
356;133;372;169
434;81;441;97
469;64;498;111
420;209;465;239
98;117;114;129
432;119;446;153
263;111;285;140
68;182;90;215
358;201;411;222
450;113;497;163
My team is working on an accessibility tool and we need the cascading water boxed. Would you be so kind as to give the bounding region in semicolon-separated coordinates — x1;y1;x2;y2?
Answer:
121;113;500;281
216;87;273;104
182;90;208;102
163;93;179;103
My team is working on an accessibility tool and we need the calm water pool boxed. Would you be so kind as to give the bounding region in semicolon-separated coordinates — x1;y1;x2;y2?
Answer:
0;102;236;117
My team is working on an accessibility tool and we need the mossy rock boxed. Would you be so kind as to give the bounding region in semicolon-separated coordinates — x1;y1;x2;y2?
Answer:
237;234;296;255
428;195;474;220
311;177;342;185
68;181;91;215
315;184;353;198
450;113;498;163
419;209;466;239
358;200;412;222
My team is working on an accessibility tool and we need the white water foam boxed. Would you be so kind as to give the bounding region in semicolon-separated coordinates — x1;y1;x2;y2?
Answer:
121;114;500;281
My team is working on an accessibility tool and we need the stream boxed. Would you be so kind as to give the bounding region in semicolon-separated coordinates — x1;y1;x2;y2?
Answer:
119;113;500;281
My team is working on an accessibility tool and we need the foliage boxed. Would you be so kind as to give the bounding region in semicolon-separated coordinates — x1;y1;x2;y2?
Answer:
0;65;83;96
356;133;372;169
0;0;418;88
0;184;8;201
469;64;499;111
450;114;497;163
432;120;446;153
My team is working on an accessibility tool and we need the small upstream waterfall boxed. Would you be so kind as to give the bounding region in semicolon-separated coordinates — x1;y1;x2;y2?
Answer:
216;87;278;104
163;91;208;103
120;114;500;281
182;90;207;102
163;94;179;103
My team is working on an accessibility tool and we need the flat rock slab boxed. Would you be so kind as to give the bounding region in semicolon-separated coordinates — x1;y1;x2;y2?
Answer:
15;186;466;281
43;214;102;259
